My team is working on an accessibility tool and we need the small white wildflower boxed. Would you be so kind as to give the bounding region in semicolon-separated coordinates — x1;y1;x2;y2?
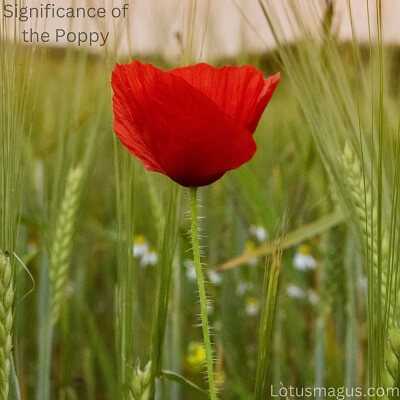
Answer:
293;244;317;271
307;290;319;305
287;284;306;299
249;225;268;242
133;243;148;258
208;270;222;285
293;253;317;271
132;235;149;258
140;250;158;267
184;259;196;281
245;297;260;316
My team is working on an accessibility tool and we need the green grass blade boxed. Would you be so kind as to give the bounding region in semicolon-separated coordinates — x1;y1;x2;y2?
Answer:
149;184;181;398
36;254;52;400
161;370;207;396
10;358;21;400
114;147;136;399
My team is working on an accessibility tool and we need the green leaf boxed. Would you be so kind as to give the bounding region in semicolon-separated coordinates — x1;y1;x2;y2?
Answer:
161;370;207;396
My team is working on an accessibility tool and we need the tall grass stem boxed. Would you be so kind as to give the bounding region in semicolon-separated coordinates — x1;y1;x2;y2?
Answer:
254;247;281;399
0;251;14;400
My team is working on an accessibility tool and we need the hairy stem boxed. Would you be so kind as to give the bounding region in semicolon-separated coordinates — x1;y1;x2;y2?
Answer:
189;188;218;400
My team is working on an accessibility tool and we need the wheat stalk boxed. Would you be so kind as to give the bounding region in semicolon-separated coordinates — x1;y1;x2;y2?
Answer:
0;251;14;400
49;165;83;326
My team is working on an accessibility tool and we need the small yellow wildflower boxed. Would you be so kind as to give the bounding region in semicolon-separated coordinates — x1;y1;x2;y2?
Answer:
186;341;206;371
297;244;312;255
244;240;258;267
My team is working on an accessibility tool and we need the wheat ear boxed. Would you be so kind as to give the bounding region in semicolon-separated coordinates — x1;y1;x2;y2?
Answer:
385;329;400;387
340;144;391;319
0;251;14;400
130;361;151;400
49;165;83;326
340;143;399;387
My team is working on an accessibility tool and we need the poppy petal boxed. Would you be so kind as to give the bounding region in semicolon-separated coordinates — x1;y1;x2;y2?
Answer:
112;61;256;187
171;64;280;133
112;65;164;173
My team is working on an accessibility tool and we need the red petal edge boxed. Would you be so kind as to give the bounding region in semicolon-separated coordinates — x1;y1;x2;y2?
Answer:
171;64;281;133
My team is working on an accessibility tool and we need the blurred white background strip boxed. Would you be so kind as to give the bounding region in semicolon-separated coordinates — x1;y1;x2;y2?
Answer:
0;0;398;60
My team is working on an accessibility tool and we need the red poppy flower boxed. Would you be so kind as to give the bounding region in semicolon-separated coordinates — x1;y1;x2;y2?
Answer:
112;61;280;187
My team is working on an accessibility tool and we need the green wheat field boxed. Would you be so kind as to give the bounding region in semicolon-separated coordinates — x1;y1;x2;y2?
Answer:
2;1;400;399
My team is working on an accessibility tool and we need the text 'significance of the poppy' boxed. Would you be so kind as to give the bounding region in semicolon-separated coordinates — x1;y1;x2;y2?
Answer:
1;2;130;47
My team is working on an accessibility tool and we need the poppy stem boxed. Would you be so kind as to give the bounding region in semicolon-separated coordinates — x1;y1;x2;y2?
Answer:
189;187;218;400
